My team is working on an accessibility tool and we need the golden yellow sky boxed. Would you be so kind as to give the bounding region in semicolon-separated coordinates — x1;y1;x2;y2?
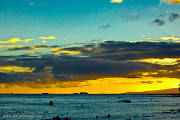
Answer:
0;76;179;94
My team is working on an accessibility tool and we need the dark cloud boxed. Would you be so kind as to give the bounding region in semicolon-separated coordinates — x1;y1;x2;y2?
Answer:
120;64;180;79
148;70;180;79
0;72;46;83
169;13;179;22
88;39;102;42
151;13;179;26
158;14;166;18
3;41;180;65
140;81;163;84
82;41;180;61
51;60;146;76
1;41;180;88
0;73;18;83
19;55;38;58
152;19;165;26
125;14;141;21
7;45;60;51
98;25;111;30
156;81;163;83
55;82;81;88
140;81;153;84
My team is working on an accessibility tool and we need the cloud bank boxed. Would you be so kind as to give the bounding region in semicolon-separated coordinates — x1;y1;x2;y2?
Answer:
1;41;180;88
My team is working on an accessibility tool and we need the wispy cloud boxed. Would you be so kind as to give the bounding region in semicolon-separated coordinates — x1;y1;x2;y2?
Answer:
39;36;56;39
131;58;180;65
110;0;123;3
159;37;180;40
124;14;141;21
7;45;59;51
169;13;179;22
98;25;111;30
111;0;180;4
0;66;35;73
152;19;165;26
0;45;17;48
167;0;180;4
24;39;35;43
27;52;34;54
0;38;23;43
29;2;36;6
42;40;46;43
151;13;179;26
0;38;35;44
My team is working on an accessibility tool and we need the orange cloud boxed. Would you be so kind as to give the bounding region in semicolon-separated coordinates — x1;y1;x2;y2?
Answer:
39;36;56;39
27;52;34;54
0;45;18;48
159;37;180;40
7;45;17;48
30;46;47;50
167;0;180;4
0;38;35;44
50;48;81;54
60;50;81;54
42;40;46;43
50;48;61;52
0;66;35;73
0;38;23;43
110;0;123;3
131;58;180;65
24;39;35;43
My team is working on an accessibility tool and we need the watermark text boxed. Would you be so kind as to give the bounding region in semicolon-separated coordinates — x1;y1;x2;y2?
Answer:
3;115;42;119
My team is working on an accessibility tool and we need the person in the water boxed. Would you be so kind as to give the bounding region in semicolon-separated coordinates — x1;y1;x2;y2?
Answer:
63;117;70;120
107;114;111;118
49;101;53;106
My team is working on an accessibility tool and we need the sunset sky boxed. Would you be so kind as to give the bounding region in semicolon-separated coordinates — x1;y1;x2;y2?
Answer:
0;0;180;94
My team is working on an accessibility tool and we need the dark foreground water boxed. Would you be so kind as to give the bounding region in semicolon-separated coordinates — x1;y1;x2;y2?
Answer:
0;94;180;120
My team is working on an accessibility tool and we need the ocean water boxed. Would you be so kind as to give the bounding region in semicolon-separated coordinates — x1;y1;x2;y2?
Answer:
0;94;180;120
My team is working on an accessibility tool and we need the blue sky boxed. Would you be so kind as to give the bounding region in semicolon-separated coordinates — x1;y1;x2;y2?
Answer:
0;0;179;46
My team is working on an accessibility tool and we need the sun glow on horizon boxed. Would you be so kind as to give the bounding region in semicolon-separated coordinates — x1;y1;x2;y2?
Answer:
0;77;179;94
